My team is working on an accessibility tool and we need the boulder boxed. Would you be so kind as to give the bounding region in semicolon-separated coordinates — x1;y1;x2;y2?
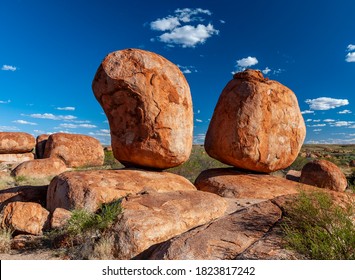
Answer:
0;185;47;211
35;134;49;159
47;169;196;213
285;170;301;182
11;157;67;179
300;159;348;192
43;133;104;168
92;48;193;169
1;202;50;235
50;208;72;229
195;168;306;199
0;153;34;163
0;132;35;154
147;200;281;260
205;69;306;173
109;190;227;259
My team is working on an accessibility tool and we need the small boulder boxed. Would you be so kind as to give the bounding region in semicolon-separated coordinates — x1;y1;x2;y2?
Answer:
285;170;301;182
300;159;348;192
109;190;227;259
1;202;50;235
43;133;104;168
0;153;34;163
11;157;67;179
205;70;306;173
0;132;35;154
35;134;49;159
50;208;72;229
92;48;193;169
47;169;196;213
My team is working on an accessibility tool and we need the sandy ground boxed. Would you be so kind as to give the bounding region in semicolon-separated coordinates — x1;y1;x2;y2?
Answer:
0;249;64;260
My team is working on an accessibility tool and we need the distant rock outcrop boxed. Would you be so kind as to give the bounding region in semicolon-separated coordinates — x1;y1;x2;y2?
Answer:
92;48;193;169
205;70;306;173
43;133;104;168
300;159;348;192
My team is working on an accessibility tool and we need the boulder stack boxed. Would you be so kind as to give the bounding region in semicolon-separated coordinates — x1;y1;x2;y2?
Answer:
205;69;306;173
92;48;193;169
0;132;35;164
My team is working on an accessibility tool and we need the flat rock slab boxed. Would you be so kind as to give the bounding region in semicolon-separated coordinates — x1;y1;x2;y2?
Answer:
195;168;309;199
0;153;34;163
109;190;227;259
147;200;282;260
47;169;196;212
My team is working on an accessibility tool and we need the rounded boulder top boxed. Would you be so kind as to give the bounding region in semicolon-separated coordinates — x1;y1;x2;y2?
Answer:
92;48;193;170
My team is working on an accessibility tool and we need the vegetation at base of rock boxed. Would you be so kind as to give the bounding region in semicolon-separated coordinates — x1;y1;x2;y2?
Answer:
0;227;13;253
287;156;310;171
13;175;52;187
281;191;355;259
103;150;123;169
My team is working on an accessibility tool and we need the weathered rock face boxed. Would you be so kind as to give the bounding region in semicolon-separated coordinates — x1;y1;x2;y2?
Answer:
194;168;305;199
47;169;196;213
11;157;67;179
0;132;35;154
1;202;50;235
205;70;306;173
0;153;34;163
109;190;227;259
35;134;49;159
50;208;72;229
300;159;348;192
285;170;301;182
0;185;47;211
92;48;193;169
43;133;104;168
148;200;282;260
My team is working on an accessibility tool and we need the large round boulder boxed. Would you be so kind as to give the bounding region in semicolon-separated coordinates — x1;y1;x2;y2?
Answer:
43;133;104;168
300;159;348;192
92;48;193;169
205;70;306;173
0;132;35;154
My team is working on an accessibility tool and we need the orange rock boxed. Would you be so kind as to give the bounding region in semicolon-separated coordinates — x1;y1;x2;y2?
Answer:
11;157;67;179
0;153;34;163
44;133;104;168
35;134;49;159
300;159;348;192
92;48;193;169
285;170;301;182
1;202;50;235
50;208;72;229
47;169;196;212
110;190;227;259
0;132;35;154
205;70;306;173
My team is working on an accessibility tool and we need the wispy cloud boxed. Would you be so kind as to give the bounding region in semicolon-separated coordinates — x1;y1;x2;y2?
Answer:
56;106;75;111
301;110;315;114
1;65;17;71
0;125;19;131
338;109;352;114
28;113;77;120
262;67;271;74
345;44;355;62
308;124;326;127
12;120;37;125
177;64;198;74
150;8;219;48
0;100;11;104
59;123;97;129
305;97;349;110
330;121;354;127
313;129;322;132
324;119;335;122
195;119;203;123
193;133;206;144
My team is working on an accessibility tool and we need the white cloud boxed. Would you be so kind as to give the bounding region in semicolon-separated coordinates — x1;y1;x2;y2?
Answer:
220;20;226;24
158;24;218;48
177;64;197;74
56;106;75;111
150;8;218;48
309;124;326;127
13;120;37;125
193;133;206;144
324;119;335;122
338;109;352;114
0;125;19;131
59;123;97;129
0;100;11;104
306;119;312;122
313;129;322;132
313;119;321;122
347;44;355;51
237;56;258;68
195;119;203;123
301;110;315;114
100;129;110;134
262;67;271;74
330;121;354;127
1;65;17;71
305;97;349;110
28;113;77;120
345;52;355;62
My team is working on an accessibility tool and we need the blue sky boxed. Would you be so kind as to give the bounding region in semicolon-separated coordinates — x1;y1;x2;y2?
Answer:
1;0;354;145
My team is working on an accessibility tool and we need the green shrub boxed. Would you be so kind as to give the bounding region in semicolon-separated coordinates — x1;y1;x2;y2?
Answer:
288;156;310;171
281;191;355;259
